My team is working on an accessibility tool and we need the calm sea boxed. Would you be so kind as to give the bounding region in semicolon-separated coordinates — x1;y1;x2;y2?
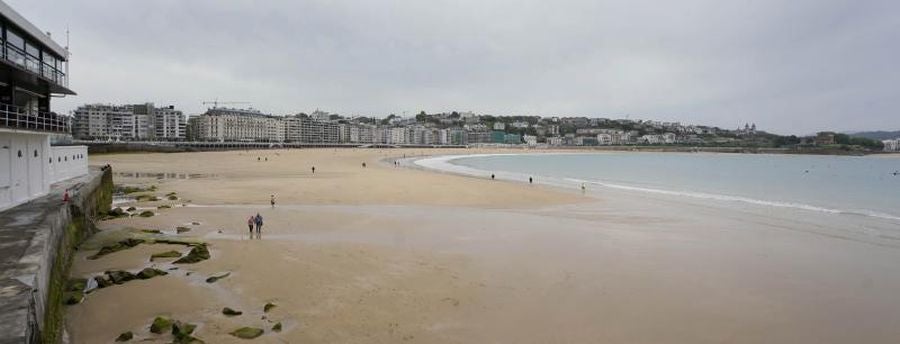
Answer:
421;153;900;222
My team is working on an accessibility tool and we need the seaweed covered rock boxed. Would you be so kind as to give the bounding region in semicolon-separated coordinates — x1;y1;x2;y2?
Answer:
158;205;171;209
139;211;155;217
173;244;210;264
272;322;282;332
222;307;243;316
106;270;136;284
126;206;137;211
89;239;145;260
229;327;264;339
107;207;127;217
149;316;173;334
63;278;88;305
150;250;182;261
264;302;277;313
206;272;230;283
141;229;162;234
168;195;179;200
136;268;168;279
115;331;133;342
172;320;197;338
176;226;191;234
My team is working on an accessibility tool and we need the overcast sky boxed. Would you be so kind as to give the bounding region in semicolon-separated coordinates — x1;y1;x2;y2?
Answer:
9;0;899;135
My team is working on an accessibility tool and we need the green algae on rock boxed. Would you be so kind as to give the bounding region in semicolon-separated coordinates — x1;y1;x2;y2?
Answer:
114;331;133;342
150;250;182;261
205;272;230;283
222;307;243;316
229;327;264;339
173;244;210;264
149;316;173;334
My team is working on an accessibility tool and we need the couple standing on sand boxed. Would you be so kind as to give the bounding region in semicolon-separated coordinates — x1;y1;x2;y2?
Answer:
248;213;264;235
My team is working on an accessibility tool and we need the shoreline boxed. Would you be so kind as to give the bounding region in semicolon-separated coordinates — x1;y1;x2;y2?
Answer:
65;149;900;343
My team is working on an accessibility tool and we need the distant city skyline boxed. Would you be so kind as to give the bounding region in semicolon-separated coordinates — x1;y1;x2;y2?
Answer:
10;0;900;136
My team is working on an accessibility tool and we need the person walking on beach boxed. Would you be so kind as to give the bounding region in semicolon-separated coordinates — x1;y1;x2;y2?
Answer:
254;213;264;234
529;177;533;184
247;215;255;235
311;166;315;174
362;162;367;168
491;174;495;180
270;194;276;208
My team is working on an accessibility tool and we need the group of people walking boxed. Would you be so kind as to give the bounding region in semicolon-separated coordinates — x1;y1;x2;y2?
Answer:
247;213;264;238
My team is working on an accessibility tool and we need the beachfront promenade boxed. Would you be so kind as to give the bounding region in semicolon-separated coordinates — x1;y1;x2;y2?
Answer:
0;167;111;343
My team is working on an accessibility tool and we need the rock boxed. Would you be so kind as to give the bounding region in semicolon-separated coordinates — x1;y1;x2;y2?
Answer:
94;275;113;288
139;211;155;217
126;206;137;211
149;196;161;201
150;250;182;261
115;331;133;342
149;316;173;334
271;322;282;332
89;239;144;260
264;302;277;313
205;272;230;283
107;207;126;217
173;244;210;264
222;307;243;316
173;334;205;344
136;268;168;279
106;270;136;284
141;229;162;234
229;327;264;339
63;291;84;305
168;195;179;200
66;278;87;292
158;205;171;209
191;222;201;225
172;320;197;338
176;226;191;234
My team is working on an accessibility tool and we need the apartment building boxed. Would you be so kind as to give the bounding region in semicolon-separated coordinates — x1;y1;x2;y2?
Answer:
72;103;185;141
191;107;283;142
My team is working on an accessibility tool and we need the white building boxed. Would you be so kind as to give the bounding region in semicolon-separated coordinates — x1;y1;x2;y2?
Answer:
492;122;506;131
1;1;87;210
883;139;900;152
523;135;537;146
191;107;284;142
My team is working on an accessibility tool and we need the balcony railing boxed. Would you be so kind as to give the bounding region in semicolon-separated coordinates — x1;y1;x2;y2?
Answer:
0;103;70;133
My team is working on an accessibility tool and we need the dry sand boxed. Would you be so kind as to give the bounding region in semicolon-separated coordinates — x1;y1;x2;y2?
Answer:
66;149;900;343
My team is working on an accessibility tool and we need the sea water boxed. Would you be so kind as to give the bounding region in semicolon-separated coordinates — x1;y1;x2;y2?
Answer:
417;153;900;223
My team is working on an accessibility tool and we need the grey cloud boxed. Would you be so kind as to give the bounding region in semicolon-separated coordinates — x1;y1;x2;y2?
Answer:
10;0;899;134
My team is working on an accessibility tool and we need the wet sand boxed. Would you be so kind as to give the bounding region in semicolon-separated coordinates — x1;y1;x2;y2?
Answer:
67;149;900;343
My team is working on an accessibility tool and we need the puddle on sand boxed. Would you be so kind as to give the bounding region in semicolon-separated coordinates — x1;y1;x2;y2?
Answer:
114;172;219;180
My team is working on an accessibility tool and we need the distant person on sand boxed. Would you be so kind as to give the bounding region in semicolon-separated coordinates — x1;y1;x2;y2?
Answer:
491;174;495;180
270;194;276;208
311;166;315;174
247;215;254;235
581;183;586;193
529;177;533;184
257;157;261;161
265;157;268;161
255;213;264;234
362;162;367;168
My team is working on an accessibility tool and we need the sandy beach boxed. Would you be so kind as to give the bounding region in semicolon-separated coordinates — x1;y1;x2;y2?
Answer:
67;149;900;343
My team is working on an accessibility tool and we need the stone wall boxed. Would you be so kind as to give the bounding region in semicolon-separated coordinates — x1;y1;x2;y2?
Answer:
0;166;113;343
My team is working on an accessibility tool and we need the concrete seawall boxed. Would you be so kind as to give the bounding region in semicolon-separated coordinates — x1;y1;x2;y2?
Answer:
0;166;113;343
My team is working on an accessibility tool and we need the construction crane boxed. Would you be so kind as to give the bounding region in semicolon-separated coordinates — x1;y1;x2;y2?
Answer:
202;99;250;109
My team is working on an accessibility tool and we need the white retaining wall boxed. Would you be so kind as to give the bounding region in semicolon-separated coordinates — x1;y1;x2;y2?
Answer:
0;130;88;211
49;145;88;184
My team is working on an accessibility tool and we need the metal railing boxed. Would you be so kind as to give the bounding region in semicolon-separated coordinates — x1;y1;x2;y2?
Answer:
0;103;70;133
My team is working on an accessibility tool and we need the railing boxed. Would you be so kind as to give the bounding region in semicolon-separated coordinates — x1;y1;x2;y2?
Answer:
0;103;70;133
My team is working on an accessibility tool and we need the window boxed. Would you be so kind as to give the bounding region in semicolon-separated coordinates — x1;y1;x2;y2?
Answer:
25;42;39;58
6;29;24;49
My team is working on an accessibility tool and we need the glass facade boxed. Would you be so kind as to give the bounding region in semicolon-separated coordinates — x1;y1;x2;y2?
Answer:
2;21;67;88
